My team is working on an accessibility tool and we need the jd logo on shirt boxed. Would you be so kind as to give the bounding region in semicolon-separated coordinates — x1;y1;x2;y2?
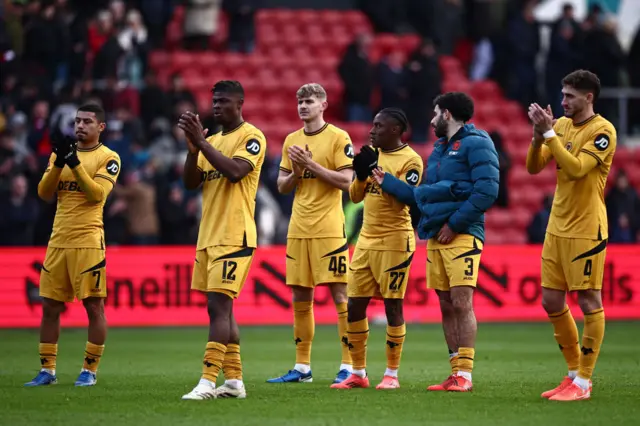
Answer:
406;169;420;186
246;139;261;155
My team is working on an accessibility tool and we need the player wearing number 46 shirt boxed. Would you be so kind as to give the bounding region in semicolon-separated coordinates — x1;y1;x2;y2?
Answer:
527;70;616;402
180;80;266;401
26;104;121;388
331;108;423;391
268;83;354;385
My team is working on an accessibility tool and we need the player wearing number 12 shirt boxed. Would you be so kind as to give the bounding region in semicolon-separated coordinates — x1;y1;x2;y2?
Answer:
331;108;423;390
180;80;266;401
527;70;616;402
25;104;121;388
268;83;354;385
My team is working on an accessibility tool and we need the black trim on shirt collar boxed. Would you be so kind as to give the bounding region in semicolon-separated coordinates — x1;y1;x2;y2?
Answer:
222;121;245;135
78;143;102;152
572;114;599;127
304;123;329;136
381;144;408;153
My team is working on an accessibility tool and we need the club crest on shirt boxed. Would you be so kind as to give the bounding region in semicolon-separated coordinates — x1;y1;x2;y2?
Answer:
452;141;461;150
565;142;573;151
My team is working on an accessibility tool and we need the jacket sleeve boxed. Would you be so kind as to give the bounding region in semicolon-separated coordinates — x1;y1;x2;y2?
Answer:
448;137;500;233
380;172;417;207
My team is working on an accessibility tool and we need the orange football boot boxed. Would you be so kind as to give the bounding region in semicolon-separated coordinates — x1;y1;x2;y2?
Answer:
427;375;457;391
330;373;370;389
376;375;400;389
447;375;473;392
549;381;592;401
541;377;574;399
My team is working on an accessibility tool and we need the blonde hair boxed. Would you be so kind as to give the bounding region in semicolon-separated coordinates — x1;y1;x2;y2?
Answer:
296;83;327;100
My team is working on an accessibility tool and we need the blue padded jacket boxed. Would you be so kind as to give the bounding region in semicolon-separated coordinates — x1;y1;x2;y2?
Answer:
380;124;500;242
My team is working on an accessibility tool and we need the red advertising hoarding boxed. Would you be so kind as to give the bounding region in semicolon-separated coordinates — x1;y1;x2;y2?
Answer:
1;245;638;328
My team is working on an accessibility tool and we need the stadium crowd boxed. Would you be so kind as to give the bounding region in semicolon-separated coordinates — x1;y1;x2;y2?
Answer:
0;0;638;247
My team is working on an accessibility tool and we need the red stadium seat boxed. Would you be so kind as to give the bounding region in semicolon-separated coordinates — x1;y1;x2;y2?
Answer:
470;80;502;100
439;56;463;75
169;51;194;72
149;51;170;70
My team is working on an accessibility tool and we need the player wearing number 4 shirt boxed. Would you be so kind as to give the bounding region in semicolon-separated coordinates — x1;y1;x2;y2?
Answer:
527;70;616;402
180;80;266;401
268;83;354;385
331;108;423;390
26;104;121;388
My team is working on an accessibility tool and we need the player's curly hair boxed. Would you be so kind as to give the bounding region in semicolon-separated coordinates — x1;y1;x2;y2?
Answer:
562;70;601;102
211;80;245;98
379;107;409;133
433;92;474;123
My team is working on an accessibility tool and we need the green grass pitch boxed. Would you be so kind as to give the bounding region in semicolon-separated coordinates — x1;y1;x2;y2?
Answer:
1;323;638;425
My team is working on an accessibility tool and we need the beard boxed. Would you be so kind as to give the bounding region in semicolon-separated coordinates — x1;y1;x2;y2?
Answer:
433;117;448;139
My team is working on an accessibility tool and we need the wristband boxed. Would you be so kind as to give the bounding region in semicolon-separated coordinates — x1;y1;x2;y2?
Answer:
543;129;556;139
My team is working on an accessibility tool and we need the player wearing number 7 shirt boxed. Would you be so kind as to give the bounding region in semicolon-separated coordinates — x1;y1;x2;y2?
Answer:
527;70;616;402
268;83;355;385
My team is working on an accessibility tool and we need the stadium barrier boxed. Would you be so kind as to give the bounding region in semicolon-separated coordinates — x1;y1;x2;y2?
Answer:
1;245;638;328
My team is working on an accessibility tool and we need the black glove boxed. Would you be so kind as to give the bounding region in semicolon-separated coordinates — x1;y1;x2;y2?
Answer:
64;138;80;168
353;152;369;181
360;145;378;173
51;126;70;168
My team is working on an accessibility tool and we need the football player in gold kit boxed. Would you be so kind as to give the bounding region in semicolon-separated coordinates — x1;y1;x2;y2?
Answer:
268;83;354;384
331;108;423;390
527;70;616;401
25;104;121;387
180;80;266;400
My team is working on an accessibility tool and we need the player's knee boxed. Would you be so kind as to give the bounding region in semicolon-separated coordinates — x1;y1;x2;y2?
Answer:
82;298;104;321
347;298;368;322
451;293;472;314
436;291;454;316
383;299;404;326
291;285;313;303
577;289;602;313
541;289;565;314
42;298;65;320
329;283;347;304
207;292;232;320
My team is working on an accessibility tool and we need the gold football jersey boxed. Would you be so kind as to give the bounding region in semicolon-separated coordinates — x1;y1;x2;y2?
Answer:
279;123;353;239
44;144;121;249
196;122;266;250
539;115;617;239
350;144;423;251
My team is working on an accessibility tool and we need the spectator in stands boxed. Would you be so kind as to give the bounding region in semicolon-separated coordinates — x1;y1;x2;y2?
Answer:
23;2;68;86
0;130;17;192
224;0;260;54
117;9;148;87
489;131;511;208
139;70;170;132
90;10;124;80
376;50;405;111
338;33;374;123
167;73;196;119
610;213;635;243
0;174;39;246
606;169;639;242
545;5;583;117
506;0;539;108
527;194;553;244
115;169;160;245
183;0;221;51
403;39;441;142
582;16;624;126
139;0;174;48
157;181;197;245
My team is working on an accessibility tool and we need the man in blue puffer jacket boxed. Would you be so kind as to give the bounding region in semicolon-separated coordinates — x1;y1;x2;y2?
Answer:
372;92;499;393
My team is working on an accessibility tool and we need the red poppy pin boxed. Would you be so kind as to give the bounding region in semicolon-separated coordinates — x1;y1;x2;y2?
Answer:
452;141;461;150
